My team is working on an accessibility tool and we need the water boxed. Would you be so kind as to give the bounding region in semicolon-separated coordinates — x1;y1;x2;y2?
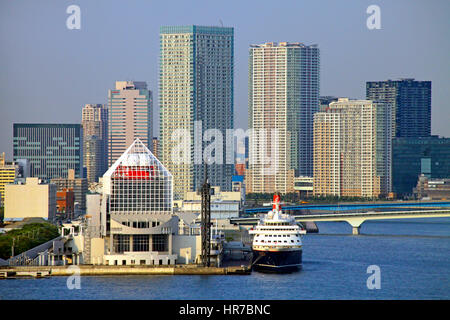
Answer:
1;218;449;300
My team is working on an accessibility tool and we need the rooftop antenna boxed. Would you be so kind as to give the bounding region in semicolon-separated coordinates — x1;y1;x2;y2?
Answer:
219;19;223;27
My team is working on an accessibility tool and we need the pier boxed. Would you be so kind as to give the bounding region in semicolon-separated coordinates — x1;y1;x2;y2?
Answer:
0;264;251;278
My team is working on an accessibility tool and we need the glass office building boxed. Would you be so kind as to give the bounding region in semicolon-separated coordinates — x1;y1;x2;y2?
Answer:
366;79;431;138
13;124;83;180
392;136;450;196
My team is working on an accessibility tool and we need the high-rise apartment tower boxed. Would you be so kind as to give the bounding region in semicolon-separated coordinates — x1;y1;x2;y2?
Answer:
108;81;153;166
159;26;234;199
247;42;319;193
81;104;108;183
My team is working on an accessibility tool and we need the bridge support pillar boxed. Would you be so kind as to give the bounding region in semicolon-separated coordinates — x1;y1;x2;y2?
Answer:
352;226;360;235
347;218;365;236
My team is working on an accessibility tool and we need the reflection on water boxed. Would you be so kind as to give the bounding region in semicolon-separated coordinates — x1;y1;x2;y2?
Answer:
0;218;449;300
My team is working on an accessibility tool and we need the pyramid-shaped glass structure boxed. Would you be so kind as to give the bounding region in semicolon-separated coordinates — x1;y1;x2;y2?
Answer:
103;138;173;214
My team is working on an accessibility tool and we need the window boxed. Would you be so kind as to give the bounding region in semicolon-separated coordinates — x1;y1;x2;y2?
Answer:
152;234;168;252
133;235;149;252
113;235;130;253
140;260;146;265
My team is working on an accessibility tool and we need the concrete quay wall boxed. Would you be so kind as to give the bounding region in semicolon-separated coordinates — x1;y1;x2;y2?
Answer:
0;265;251;277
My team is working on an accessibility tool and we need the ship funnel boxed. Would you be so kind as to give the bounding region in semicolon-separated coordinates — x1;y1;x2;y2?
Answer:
272;193;281;211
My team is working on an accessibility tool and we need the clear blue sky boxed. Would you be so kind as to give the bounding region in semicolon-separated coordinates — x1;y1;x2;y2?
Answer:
1;0;449;159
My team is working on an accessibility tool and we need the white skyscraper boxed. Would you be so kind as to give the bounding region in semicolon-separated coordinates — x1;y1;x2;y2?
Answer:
247;42;320;193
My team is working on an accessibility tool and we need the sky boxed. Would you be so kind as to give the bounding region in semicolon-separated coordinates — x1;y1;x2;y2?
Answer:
1;0;449;160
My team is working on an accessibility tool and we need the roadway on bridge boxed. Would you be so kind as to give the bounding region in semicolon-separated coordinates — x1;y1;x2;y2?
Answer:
232;208;450;235
244;201;450;214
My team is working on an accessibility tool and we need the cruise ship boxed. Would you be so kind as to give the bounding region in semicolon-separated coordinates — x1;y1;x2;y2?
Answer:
249;194;306;273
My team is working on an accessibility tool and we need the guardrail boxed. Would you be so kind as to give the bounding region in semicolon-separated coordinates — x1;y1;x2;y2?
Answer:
231;209;450;226
293;209;450;219
244;202;450;213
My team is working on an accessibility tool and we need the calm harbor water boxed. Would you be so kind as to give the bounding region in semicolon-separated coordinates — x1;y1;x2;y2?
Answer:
1;218;449;300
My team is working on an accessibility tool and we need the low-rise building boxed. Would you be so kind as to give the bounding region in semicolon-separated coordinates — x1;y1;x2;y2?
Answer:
56;188;75;218
180;186;242;220
4;177;56;221
294;176;313;197
51;169;88;213
232;175;246;203
0;153;30;205
414;175;450;200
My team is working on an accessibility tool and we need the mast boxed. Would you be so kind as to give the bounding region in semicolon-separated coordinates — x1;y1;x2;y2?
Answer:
200;165;211;267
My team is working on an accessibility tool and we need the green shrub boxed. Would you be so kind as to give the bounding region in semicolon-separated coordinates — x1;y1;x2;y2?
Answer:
0;223;59;260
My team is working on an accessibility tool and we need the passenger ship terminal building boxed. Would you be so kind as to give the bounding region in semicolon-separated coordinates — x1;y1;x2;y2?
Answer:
100;139;182;265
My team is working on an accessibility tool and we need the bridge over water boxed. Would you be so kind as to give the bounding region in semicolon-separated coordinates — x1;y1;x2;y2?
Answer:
244;201;450;214
231;208;450;235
